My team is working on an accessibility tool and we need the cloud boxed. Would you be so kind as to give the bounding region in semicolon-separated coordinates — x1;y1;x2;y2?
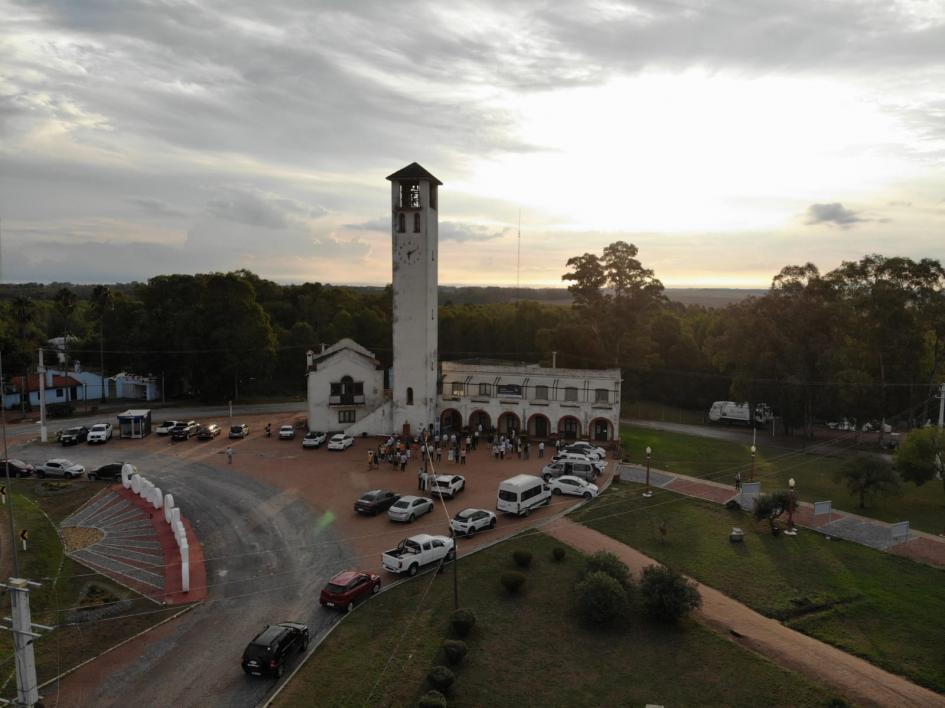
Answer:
345;216;390;232
439;221;510;242
205;188;326;228
125;196;188;218
804;203;864;227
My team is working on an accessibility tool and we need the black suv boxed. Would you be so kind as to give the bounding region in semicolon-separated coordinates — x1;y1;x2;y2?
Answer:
0;459;34;478
88;463;124;481
354;490;401;516
171;421;198;441
60;426;89;445
241;622;309;678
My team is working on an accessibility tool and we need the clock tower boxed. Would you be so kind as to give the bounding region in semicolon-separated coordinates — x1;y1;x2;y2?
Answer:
387;162;441;436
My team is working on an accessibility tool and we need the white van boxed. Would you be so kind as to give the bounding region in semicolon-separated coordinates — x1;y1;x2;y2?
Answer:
497;474;551;517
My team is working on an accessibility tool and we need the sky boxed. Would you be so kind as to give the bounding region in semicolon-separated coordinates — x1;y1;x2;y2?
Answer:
1;0;944;288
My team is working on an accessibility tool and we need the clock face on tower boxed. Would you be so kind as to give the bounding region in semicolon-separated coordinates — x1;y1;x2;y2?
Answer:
395;236;422;265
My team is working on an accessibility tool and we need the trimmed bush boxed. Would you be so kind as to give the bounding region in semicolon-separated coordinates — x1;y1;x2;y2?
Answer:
512;549;533;568
418;689;447;707
442;639;467;666
449;608;476;637
579;551;634;591
574;570;629;625
427;665;455;693
552;546;566;562
500;571;526;594
639;565;702;622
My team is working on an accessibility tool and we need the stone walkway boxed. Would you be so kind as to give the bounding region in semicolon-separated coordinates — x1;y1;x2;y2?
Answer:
618;464;945;567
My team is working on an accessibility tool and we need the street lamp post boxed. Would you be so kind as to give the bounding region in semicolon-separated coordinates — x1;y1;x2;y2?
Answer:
786;477;797;535
750;445;757;482
642;446;653;498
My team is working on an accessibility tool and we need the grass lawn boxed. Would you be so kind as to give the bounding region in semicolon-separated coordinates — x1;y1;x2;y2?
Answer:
571;483;945;693
277;533;839;708
620;426;945;535
0;480;185;699
621;400;708;426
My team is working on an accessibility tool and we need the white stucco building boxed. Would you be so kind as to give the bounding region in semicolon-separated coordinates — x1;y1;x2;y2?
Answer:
306;162;622;443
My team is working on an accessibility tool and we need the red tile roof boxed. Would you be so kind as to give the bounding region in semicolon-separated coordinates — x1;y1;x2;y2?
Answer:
9;374;82;393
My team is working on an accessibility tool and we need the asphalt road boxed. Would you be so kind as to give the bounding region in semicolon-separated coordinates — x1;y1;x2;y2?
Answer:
21;439;352;708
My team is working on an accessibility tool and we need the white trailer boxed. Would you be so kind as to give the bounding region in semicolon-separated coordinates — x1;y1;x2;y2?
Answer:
708;401;773;426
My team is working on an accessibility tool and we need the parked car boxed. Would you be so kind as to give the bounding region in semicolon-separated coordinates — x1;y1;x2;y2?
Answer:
327;433;354;451
388;495;434;523
171;421;198;440
354;490;400;516
197;423;222;440
156;420;181;435
240;622;309;678
563;442;606;460
549;475;599;499
430;474;465;499
551;451;606;473
59;426;89;445
229;423;250;439
382;534;454;576
37;459;85;479
449;508;496;537
86;423;113;444
0;459;33;478
319;570;381;612
88;463;124;481
302;431;327;449
278;425;295;440
541;460;598;482
497;474;551;517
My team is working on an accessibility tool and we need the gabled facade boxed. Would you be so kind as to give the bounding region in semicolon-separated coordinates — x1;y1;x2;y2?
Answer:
305;339;385;434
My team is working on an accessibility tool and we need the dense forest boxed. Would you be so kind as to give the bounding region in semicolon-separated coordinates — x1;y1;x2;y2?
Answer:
1;245;943;436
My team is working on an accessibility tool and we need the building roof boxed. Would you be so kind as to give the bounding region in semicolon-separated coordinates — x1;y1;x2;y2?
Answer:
313;338;380;368
118;409;151;417
386;162;443;186
8;374;82;393
440;360;621;380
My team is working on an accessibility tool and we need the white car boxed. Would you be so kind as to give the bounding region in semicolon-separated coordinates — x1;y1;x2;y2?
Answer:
450;508;496;537
37;458;85;479
278;425;296;440
388;495;434;523
155;420;181;435
552;451;606;472
302;431;327;449
431;474;465;499
86;423;113;444
563;443;606;460
549;475;599;499
382;534;454;576
327;434;354;451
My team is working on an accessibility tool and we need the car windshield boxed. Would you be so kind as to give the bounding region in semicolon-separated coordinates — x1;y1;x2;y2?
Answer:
324;583;347;594
91;425;106;431
331;435;343;441
360;493;378;502
161;421;176;427
280;426;292;431
454;509;475;520
65;427;82;434
231;426;243;433
391;500;409;509
498;489;517;501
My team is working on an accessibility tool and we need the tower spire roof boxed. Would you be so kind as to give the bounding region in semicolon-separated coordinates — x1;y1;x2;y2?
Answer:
386;162;442;186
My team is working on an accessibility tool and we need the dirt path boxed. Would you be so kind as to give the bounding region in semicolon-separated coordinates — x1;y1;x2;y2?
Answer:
545;518;945;708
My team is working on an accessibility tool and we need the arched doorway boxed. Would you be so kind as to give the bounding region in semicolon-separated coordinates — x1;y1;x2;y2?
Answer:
591;418;613;442
557;416;581;440
440;409;462;435
469;410;491;432
497;412;521;436
528;413;550;439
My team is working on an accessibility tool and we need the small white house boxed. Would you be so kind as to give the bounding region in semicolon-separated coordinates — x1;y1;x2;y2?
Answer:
306;339;385;434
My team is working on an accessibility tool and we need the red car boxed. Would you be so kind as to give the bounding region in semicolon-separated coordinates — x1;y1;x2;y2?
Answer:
319;570;381;612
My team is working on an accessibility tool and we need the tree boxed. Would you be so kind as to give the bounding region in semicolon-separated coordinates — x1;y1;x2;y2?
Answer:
578;551;633;591
639;565;701;622
574;570;629;625
833;454;901;508
896;427;945;499
561;253;606;312
89;285;113;400
753;491;791;533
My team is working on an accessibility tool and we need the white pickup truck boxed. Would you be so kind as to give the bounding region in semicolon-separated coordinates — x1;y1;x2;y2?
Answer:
382;534;455;576
87;423;113;444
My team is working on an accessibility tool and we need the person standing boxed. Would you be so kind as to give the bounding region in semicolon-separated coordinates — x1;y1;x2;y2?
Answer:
418;467;426;490
735;470;742;492
400;452;407;472
473;429;479;450
460;447;467;465
538;440;545;458
368;450;374;470
225;446;233;464
524;440;530;460
447;446;454;463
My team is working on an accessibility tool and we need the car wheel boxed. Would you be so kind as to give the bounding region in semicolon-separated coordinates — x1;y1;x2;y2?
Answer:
409;514;415;522
466;526;476;538
88;474;96;481
446;549;456;561
583;492;592;499
408;563;419;577
552;488;561;495
372;582;381;594
523;507;531;518
346;601;355;613
302;637;310;651
489;518;496;529
37;471;45;479
64;472;73;480
276;663;284;679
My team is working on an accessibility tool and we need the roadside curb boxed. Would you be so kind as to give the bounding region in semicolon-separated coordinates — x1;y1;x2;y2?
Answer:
38;602;199;693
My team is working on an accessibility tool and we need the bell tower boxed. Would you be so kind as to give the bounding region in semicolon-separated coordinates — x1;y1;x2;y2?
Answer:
387;162;441;436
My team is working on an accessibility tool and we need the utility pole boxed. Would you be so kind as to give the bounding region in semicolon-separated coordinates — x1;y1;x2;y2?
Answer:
1;578;51;707
938;382;944;430
38;348;47;443
1;351;21;576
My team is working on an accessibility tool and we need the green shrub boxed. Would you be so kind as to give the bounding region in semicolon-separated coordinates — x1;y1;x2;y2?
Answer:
418;689;447;707
574;570;629;625
442;639;467;666
449;608;476;637
500;571;526;594
427;665;455;692
552;546;566;562
512;549;532;568
579;551;634;591
639;565;702;622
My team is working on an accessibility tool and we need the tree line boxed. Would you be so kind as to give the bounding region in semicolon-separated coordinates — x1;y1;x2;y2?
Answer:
2;247;944;438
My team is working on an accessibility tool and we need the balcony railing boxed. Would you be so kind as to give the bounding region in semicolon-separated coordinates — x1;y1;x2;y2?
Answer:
329;394;365;406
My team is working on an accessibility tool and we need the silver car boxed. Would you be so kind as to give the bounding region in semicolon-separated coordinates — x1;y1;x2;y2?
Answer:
37;458;85;479
541;460;597;482
388;496;434;523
